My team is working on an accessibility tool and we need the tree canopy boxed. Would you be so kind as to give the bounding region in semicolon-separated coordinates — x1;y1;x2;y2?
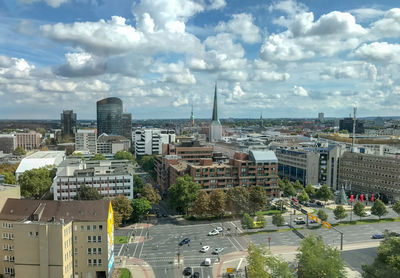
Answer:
138;155;156;177
316;185;334;203
293;180;303;191
167;175;200;214
74;184;102;200
393;200;400;216
225;186;249;215
19;167;53;199
297;235;346;278
241;213;254;229
133;175;145;195
13;147;26;156
249;186;267;214
90;154;106;160
112;195;133;228
272;213;285;227
371;199;388;220
317;209;328;222
0;172;16;184
362;235;400;277
131;197;152;222
298;189;310;203
141;184;161;204
333;205;347;223
209;189;226;217
283;183;296;197
192;190;210;217
353;201;366;220
305;184;316;196
114;151;135;163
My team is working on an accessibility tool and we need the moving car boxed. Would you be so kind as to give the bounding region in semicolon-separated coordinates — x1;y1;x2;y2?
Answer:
183;267;192;276
200;245;210;253
215;226;223;232
204;258;211;266
208;230;219;236
364;211;371;216
212;247;224;254
296;220;306;225
295;217;304;222
179;237;191;246
193;272;200;278
371;234;384;239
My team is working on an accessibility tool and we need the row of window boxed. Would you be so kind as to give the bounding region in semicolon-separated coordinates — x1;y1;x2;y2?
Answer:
1;223;12;229
57;179;131;186
4;267;14;275
87;247;102;254
3;244;13;251
2;233;13;240
88;259;102;266
58;186;131;193
80;225;103;231
87;236;102;243
3;255;14;262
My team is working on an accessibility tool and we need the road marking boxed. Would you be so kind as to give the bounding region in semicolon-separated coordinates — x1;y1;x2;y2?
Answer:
232;237;245;250
138;235;146;259
227;236;239;251
118;244;125;256
132;228;144;258
237;258;243;270
231;221;243;233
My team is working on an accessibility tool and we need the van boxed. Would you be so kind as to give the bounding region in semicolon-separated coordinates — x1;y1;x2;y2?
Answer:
204;258;211;266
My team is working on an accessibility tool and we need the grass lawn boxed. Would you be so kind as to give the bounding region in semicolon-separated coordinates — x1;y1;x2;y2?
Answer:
115;236;129;244
259;210;284;215
333;217;400;227
120;268;132;278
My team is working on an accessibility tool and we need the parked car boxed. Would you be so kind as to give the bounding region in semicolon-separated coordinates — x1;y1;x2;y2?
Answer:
364;211;371;216
388;232;400;237
204;258;211;266
212;247;224;254
316;201;324;207
295;217;304;222
183;267;192;276
309;199;315;203
371;234;384;239
292;197;298;203
215;226;223;232
162;214;168;217
296;220;306;225
208;230;219;236
179;237;191;246
193;272;200;278
200;246;210;253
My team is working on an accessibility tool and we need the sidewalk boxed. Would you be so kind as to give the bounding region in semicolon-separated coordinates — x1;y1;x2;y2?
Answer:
115;256;156;278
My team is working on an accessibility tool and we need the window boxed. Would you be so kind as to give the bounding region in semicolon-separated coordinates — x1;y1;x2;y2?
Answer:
87;225;90;231
93;259;97;266
74;248;78;254
35;232;39;236
97;236;102;242
98;259;102;266
93;225;96;230
81;225;84;231
93;248;97;254
98;247;102;254
88;248;91;254
99;225;103;230
87;236;91;243
88;259;92;266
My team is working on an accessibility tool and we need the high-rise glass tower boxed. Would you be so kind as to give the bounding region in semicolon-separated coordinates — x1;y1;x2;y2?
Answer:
96;97;123;136
122;113;132;141
61;110;77;138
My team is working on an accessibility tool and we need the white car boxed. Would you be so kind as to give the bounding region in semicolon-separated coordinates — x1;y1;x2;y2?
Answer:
364;211;372;216
204;258;211;266
215;226;223;232
200;246;210;253
212;247;224;254
208;230;219;236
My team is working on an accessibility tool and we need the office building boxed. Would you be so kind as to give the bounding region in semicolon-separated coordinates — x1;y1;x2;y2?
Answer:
318;112;324;123
97;97;123;136
15;131;41;151
52;158;134;201
209;84;222;142
134;129;175;157
97;134;130;154
0;199;114;278
121;113;132;142
61;110;77;138
275;147;320;186
75;129;97;154
339;118;364;134
166;150;280;198
0;135;16;154
0;176;20;211
339;152;400;202
15;151;66;179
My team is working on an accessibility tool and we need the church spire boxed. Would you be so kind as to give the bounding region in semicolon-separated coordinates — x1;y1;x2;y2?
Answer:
260;112;263;127
212;83;219;122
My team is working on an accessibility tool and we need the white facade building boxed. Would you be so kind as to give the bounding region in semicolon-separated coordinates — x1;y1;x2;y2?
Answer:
75;129;97;154
52;158;134;201
97;134;131;154
134;129;175;157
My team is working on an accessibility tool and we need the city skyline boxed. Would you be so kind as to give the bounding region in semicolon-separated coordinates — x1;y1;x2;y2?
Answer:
1;0;400;119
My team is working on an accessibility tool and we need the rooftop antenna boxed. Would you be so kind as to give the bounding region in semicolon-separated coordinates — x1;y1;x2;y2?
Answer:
352;105;357;152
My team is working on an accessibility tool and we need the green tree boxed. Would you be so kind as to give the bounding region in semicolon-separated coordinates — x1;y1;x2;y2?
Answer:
298;189;310;203
90;154;106;160
192;190;210;217
247;242;295;278
74;185;102;200
297;235;346;278
114;151;135;163
393;200;400;216
353;201;366;220
133;175;145;195
316;184;334;204
167;175;200;214
131;197;152;222
371;199;388;220
333;205;347;223
112;195;133;228
19;167;52;199
13;147;26;156
272;213;285;227
293;180;303;191
138;155;155;177
0;172;16;184
362;236;400;277
249;186;267;214
283;183;296;197
141;184;161;204
255;212;266;228
317;209;328;222
241;213;254;229
305;184;316;196
225;186;250;215
209;189;226;217
278;178;287;190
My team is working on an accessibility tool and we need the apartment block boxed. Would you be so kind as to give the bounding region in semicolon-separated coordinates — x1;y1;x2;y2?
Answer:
75;130;97;154
97;134;130;155
52;158;134;201
0;135;16;154
162;141;213;163
168;150;280;198
274;147;320;186
15;131;41;150
0;199;114;278
134;129;175;157
338;151;400;202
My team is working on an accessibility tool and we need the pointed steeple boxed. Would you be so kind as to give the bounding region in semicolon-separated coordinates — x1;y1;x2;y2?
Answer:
212;83;219;122
260;112;263;127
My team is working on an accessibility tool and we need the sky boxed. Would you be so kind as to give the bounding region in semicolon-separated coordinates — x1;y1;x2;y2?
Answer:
1;0;400;120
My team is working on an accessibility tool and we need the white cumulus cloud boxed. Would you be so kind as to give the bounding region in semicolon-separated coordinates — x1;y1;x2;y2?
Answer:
293;85;308;96
216;13;261;43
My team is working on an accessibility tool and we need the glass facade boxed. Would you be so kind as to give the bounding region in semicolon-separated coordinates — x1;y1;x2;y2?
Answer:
96;97;122;136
